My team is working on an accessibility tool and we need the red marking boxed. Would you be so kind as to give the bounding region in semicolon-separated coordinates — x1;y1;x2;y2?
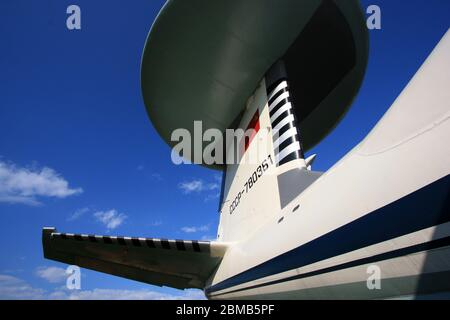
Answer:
244;110;260;152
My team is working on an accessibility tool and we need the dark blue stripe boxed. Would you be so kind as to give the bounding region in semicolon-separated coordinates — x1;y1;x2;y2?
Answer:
208;235;450;297
206;174;450;294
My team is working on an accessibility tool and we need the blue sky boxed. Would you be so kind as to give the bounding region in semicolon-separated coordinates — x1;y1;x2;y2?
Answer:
0;0;448;299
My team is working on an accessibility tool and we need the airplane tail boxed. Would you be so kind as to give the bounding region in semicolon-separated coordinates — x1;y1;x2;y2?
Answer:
42;0;369;292
217;62;325;242
214;0;368;243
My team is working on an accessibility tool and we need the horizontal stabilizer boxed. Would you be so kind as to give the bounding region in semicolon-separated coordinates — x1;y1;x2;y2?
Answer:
42;227;228;289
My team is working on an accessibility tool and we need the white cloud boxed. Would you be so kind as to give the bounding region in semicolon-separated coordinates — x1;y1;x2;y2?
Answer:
179;180;203;193
0;274;205;300
204;192;220;202
49;288;205;300
207;182;220;190
94;209;127;230
150;220;163;227
201;235;216;241
178;179;219;194
0;275;45;299
181;225;210;233
0;160;82;206
67;207;90;221
68;207;128;230
35;266;67;284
